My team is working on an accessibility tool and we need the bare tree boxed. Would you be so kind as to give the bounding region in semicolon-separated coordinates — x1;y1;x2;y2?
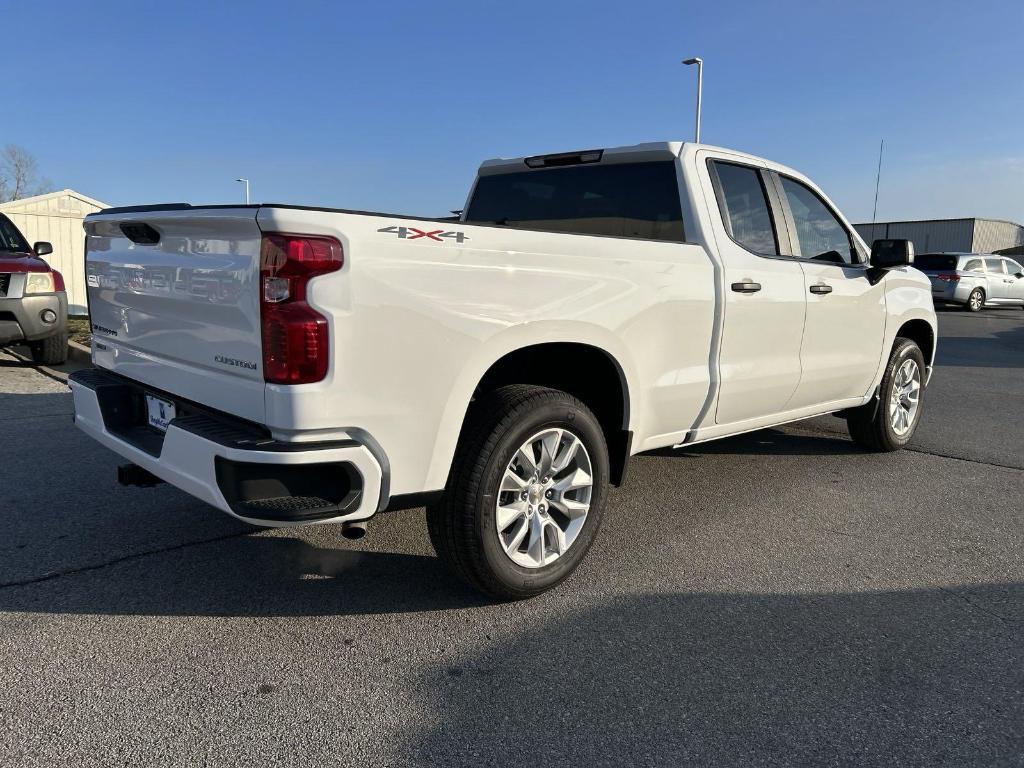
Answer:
0;145;54;203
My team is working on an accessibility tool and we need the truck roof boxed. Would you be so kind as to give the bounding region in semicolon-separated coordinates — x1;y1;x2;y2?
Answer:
476;141;774;176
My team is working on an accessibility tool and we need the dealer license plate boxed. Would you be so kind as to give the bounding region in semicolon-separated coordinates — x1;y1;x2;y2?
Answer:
145;394;176;432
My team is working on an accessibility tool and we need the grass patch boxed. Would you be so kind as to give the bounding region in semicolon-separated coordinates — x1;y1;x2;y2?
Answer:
68;316;91;347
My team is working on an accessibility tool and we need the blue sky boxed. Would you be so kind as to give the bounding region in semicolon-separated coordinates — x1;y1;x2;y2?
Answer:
5;0;1022;223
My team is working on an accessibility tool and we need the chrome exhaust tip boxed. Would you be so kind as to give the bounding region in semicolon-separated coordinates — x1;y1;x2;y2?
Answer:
341;520;368;540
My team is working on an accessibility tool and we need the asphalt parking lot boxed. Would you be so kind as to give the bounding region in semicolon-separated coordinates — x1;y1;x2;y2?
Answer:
1;309;1022;767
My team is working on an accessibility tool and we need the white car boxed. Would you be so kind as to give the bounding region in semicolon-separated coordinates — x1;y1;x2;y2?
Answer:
70;141;937;599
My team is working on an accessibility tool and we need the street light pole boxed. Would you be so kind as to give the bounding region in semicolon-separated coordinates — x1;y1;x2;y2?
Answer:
682;57;703;144
236;178;250;205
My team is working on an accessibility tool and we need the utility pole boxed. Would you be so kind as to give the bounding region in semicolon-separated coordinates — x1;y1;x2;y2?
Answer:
682;57;703;143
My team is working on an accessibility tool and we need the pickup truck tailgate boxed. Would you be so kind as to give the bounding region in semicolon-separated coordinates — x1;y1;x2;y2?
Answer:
85;208;266;423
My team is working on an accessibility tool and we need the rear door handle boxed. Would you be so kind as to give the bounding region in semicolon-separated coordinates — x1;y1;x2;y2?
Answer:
809;283;833;295
731;281;762;294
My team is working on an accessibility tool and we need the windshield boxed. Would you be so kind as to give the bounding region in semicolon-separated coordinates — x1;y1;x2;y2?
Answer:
464;161;684;242
0;214;31;253
914;254;958;272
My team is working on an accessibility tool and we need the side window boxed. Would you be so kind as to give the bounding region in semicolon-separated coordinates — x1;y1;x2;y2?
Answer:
1007;260;1023;276
985;258;1004;274
964;258;983;272
710;161;779;255
778;176;854;264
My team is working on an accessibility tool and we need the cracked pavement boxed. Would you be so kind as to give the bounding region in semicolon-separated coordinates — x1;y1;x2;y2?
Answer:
1;308;1022;767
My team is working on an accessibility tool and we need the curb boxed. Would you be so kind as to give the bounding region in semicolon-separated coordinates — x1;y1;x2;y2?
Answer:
68;340;91;365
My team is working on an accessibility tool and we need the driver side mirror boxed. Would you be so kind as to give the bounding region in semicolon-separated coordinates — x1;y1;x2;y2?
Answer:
870;239;914;269
33;241;53;257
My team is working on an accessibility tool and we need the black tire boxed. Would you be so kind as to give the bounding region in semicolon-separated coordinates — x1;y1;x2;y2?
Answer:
846;338;926;452
965;288;985;312
427;384;609;600
29;332;68;365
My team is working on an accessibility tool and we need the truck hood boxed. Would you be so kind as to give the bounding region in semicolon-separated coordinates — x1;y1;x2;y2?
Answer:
0;253;50;272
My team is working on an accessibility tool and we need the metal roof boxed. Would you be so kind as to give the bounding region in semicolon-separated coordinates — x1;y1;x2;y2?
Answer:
854;216;1023;229
0;188;109;212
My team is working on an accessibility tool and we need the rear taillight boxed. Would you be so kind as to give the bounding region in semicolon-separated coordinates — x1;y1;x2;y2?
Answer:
259;233;343;384
936;273;960;282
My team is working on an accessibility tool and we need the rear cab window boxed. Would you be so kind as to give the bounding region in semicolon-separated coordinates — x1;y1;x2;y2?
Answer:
463;161;684;242
708;161;779;255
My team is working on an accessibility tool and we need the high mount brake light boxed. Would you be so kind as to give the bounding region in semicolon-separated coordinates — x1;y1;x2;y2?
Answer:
523;149;604;168
259;233;343;384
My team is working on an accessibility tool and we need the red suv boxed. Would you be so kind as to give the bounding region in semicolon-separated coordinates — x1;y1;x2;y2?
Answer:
0;212;68;364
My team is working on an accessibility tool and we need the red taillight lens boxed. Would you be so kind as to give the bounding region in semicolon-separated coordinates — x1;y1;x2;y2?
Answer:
936;273;960;282
260;233;343;384
51;269;66;292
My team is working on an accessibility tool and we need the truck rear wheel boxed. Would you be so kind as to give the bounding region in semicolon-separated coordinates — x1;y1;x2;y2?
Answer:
846;337;925;452
30;332;68;365
427;384;609;600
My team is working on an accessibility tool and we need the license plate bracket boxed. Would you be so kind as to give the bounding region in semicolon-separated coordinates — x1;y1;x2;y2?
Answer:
145;394;176;433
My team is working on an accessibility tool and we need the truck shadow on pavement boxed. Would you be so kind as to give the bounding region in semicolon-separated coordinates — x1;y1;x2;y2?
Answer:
0;425;894;618
405;585;1024;766
0;532;490;617
645;426;860;458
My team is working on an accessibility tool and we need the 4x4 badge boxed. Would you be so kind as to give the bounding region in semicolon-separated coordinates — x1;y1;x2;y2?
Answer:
377;225;468;244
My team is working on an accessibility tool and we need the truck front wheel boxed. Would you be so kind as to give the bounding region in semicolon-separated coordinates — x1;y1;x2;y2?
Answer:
846;337;925;452
427;385;609;600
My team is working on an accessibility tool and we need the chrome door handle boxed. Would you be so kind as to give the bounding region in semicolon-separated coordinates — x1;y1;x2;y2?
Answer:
731;281;762;294
809;283;833;295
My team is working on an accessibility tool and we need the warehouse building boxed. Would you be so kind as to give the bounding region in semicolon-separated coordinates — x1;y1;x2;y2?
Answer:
854;217;1024;258
0;189;109;314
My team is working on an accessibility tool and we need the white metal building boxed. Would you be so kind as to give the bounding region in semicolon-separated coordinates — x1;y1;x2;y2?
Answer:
0;189;109;314
854;217;1024;257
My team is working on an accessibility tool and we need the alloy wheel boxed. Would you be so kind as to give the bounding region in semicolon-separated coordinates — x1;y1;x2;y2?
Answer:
889;358;922;436
495;428;593;569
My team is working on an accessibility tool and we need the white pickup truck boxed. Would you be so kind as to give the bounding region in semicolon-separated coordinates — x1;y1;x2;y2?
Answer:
71;141;936;599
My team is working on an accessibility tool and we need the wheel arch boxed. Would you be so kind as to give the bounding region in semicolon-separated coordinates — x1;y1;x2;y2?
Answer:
896;318;936;369
425;333;637;492
471;342;632;486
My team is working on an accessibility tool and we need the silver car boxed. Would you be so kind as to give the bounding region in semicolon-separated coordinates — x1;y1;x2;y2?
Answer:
917;252;1024;311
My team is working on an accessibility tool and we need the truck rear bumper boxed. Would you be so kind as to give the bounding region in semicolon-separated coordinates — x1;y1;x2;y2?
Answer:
69;368;384;528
